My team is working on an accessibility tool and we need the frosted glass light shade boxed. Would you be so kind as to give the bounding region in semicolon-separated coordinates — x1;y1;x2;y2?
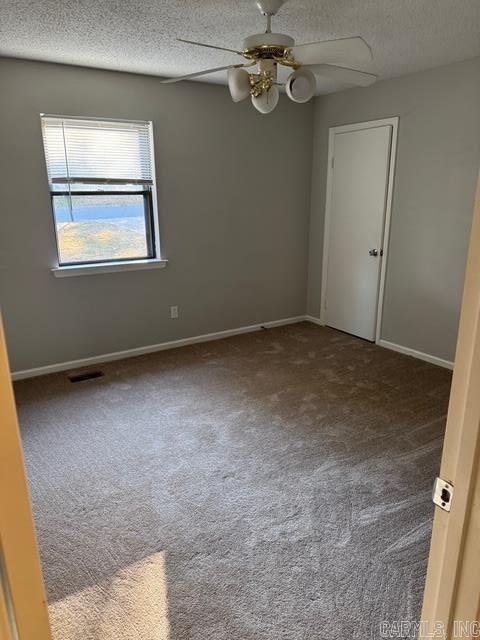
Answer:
227;68;251;102
251;86;279;114
285;69;316;103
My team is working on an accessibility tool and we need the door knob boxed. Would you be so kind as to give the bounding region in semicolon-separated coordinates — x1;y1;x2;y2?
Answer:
369;248;379;257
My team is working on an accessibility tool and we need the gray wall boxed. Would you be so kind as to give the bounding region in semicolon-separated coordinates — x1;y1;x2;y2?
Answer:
1;56;479;372
308;56;480;362
0;58;314;372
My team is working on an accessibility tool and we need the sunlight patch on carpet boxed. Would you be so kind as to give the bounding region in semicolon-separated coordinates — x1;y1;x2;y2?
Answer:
48;552;169;640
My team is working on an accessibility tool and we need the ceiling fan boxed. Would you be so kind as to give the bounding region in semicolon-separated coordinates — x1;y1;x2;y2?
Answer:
160;0;377;114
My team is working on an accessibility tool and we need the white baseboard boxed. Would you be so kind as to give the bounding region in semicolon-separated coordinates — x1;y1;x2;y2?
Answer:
11;316;454;380
11;315;306;381
305;314;324;326
377;339;454;370
303;317;453;370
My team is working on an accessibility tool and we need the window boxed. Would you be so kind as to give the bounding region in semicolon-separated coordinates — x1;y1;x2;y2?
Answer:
41;116;161;270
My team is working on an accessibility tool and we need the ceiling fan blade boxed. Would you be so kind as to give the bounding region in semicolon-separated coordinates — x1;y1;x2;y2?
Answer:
160;63;251;84
177;38;244;56
306;64;377;87
291;36;372;66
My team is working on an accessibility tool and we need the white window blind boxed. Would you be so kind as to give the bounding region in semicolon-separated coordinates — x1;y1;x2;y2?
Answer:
41;116;153;185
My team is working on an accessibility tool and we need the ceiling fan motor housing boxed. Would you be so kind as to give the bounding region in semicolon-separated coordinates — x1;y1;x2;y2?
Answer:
243;33;295;53
242;33;296;68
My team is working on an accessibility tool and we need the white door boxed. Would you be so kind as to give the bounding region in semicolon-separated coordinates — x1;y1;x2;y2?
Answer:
324;124;393;341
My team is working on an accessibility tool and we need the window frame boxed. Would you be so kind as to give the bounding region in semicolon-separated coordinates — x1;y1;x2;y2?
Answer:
50;188;156;267
40;114;165;275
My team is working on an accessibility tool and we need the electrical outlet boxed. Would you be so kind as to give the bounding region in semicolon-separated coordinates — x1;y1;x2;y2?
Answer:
170;305;178;319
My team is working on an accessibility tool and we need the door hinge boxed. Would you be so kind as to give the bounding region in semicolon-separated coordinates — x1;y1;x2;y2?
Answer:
331;156;334;169
432;477;453;512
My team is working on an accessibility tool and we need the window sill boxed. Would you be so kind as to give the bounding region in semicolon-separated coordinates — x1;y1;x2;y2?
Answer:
51;258;168;278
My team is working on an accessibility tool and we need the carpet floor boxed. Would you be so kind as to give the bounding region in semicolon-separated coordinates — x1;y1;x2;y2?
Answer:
15;323;452;640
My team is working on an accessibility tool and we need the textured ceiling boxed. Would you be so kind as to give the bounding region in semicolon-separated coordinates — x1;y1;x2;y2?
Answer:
1;0;480;94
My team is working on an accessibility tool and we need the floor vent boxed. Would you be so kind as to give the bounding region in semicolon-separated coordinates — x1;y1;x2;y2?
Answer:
68;371;104;383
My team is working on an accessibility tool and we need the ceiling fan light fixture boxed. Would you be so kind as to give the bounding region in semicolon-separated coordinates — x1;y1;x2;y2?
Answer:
227;68;251;102
251;85;279;114
167;1;376;115
285;68;316;103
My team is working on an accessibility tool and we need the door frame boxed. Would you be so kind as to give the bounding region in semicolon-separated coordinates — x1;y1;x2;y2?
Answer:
0;315;52;640
319;117;399;343
419;175;480;639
